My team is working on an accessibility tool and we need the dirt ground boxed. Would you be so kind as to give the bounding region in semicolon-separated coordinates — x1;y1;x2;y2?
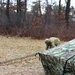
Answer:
0;57;45;75
0;36;65;75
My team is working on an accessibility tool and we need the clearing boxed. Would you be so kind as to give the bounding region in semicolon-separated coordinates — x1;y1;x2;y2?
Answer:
0;36;65;75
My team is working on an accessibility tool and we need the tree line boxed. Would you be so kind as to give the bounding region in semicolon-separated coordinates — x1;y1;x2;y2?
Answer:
0;0;75;40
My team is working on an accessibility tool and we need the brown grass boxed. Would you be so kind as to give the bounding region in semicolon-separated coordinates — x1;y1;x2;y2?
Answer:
0;36;46;75
0;36;46;60
0;36;65;75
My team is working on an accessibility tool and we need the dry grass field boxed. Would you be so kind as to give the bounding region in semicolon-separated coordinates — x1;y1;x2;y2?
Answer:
0;36;65;75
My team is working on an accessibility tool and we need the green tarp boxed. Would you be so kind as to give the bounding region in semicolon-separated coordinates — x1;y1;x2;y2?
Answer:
39;39;75;75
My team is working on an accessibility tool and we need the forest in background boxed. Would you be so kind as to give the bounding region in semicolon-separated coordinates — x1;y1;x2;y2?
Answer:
0;0;75;41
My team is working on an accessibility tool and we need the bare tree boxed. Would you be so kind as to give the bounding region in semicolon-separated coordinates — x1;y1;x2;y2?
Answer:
65;0;71;28
17;0;22;27
58;0;61;15
24;0;27;24
5;0;13;34
6;0;10;20
45;5;52;24
38;0;42;16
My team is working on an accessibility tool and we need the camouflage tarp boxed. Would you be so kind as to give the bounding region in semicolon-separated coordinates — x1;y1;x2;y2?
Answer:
39;39;75;75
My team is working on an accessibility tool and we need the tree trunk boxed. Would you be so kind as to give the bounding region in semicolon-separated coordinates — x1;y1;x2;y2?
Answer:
38;0;42;16
65;0;71;28
17;0;21;14
6;0;12;35
58;0;61;15
24;0;27;24
17;0;22;27
6;0;10;20
45;5;52;24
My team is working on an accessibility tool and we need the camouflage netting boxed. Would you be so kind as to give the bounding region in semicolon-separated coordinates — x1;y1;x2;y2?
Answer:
39;39;75;75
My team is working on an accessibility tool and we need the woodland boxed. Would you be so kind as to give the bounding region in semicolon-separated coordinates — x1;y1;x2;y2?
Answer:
0;0;75;40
